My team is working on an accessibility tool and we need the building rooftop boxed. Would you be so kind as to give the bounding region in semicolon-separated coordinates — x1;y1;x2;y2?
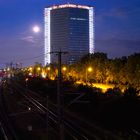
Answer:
46;4;93;10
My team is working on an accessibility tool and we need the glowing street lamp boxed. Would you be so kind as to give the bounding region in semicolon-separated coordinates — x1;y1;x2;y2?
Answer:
62;66;67;71
47;67;50;71
29;67;32;70
87;67;92;72
41;71;46;78
46;66;51;78
62;66;67;80
36;67;41;76
37;67;41;71
28;67;33;72
28;67;33;76
86;66;93;84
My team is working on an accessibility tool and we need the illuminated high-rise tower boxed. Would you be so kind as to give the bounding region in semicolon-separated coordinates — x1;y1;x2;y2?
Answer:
44;4;94;65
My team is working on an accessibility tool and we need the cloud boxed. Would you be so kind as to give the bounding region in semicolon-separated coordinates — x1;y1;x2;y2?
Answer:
19;31;44;47
21;36;35;43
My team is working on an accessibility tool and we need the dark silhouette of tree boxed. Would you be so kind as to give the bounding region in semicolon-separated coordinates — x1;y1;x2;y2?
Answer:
124;86;138;97
50;52;140;92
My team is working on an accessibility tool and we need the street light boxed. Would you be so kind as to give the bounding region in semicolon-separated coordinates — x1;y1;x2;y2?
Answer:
47;66;51;78
28;67;33;76
29;67;33;71
86;66;93;84
37;67;41;71
62;66;67;80
47;66;50;71
62;66;67;71
36;67;41;76
41;71;46;78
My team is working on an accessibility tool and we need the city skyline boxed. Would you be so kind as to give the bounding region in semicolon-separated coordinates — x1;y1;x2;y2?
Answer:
0;0;140;68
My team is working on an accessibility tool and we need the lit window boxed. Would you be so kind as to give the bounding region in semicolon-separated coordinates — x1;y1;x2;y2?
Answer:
70;17;87;21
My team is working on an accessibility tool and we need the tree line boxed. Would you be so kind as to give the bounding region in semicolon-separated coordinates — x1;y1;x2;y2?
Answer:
68;52;140;92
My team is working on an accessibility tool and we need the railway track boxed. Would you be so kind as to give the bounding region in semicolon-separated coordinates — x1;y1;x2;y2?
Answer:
3;79;127;140
0;84;19;140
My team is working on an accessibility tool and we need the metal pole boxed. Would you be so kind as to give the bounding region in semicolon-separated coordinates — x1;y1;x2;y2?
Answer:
57;51;65;140
46;96;49;140
51;50;67;140
57;52;61;121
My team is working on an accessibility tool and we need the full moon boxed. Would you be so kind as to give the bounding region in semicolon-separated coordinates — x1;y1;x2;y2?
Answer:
33;26;40;33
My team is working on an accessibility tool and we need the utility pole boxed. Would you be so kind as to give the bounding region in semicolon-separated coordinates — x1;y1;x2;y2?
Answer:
51;51;67;140
46;95;49;140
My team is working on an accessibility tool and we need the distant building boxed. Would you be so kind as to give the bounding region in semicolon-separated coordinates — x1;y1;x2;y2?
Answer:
44;4;94;65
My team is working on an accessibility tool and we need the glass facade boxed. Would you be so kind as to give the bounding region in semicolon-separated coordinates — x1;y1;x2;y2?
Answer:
68;8;89;64
50;8;69;63
44;4;94;65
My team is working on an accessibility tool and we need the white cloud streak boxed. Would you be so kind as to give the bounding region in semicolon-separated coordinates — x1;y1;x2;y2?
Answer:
21;36;35;43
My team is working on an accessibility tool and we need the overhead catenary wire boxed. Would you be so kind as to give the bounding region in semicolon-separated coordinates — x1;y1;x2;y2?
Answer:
0;52;50;65
0;50;69;68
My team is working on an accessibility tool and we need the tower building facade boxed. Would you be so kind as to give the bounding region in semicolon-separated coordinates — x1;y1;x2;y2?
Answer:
44;4;94;65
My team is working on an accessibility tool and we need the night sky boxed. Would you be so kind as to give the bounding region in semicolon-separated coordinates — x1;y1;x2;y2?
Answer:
0;0;140;68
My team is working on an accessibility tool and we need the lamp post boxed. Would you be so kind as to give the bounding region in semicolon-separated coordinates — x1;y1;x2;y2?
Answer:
62;66;67;80
28;66;33;76
86;66;93;84
37;67;41;76
62;66;66;71
47;66;50;78
51;51;67;140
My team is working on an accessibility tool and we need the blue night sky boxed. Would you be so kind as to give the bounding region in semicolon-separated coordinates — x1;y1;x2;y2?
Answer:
0;0;140;68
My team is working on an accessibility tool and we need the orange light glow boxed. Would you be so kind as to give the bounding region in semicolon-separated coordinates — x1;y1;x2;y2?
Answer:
47;67;50;71
41;71;46;78
92;83;114;93
87;67;92;72
62;66;67;71
37;67;41;71
29;67;33;71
